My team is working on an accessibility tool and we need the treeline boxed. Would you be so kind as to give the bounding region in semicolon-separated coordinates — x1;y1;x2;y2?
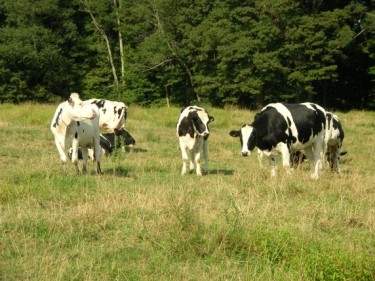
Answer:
0;0;374;109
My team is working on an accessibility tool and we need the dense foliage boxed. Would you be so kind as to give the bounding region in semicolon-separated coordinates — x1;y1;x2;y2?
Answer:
0;0;374;109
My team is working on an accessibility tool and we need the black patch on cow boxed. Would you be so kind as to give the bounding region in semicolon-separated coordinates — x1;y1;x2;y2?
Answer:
75;132;78;139
91;100;106;109
77;121;80;126
178;116;196;138
282;103;325;144
103;108;107;114
114;128;135;146
99;128;136;155
116;107;123;120
100;134;113;154
334;119;344;141
53;108;63;128
250;107;289;151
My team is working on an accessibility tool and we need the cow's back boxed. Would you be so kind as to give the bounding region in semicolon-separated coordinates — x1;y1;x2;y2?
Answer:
258;103;326;151
85;98;127;133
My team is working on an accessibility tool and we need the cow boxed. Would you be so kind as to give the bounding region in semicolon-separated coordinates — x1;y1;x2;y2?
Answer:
68;128;136;160
288;112;345;172
229;102;326;179
176;106;214;176
325;112;345;172
50;93;102;174
84;98;127;134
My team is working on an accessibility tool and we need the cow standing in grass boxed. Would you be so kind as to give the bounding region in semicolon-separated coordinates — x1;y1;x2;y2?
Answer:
230;102;326;179
176;106;214;176
51;93;102;174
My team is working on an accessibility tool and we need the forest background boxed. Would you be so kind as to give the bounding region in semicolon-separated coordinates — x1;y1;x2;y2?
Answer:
0;0;374;110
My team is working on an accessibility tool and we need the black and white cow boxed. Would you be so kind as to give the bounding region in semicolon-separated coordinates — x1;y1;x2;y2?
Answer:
85;98;127;134
69;128;136;160
230;102;326;179
176;106;214;176
325;112;345;172
51;93;102;174
289;112;345;172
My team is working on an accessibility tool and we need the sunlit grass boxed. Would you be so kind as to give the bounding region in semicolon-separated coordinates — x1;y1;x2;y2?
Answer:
0;104;374;280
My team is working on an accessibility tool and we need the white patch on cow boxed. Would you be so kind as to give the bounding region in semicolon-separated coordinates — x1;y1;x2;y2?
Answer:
240;125;253;156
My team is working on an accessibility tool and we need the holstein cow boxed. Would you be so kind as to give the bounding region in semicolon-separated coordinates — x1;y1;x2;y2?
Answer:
229;102;326;179
69;128;136;160
325;112;345;172
289;112;345;172
176;106;214;176
85;98;127;133
51;93;102;174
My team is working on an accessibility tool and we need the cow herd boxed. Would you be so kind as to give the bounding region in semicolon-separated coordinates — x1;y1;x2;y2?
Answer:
51;93;344;179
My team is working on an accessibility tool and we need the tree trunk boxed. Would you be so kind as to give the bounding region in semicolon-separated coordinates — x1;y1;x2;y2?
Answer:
114;0;125;84
84;0;119;86
152;2;200;102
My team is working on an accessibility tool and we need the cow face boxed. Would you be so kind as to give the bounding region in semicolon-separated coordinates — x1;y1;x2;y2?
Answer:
114;128;136;147
191;109;214;137
177;106;214;139
67;93;96;121
229;124;256;156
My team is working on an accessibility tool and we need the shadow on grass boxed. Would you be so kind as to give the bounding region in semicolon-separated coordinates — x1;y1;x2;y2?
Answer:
102;166;133;177
129;147;148;153
208;169;235;176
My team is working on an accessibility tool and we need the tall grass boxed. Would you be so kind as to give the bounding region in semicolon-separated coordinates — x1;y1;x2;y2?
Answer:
0;103;374;280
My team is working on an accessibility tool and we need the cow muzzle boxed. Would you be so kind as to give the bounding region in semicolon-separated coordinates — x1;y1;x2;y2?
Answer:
241;151;250;157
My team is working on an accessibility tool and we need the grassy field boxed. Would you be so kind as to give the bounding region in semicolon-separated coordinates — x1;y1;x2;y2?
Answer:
0;103;374;281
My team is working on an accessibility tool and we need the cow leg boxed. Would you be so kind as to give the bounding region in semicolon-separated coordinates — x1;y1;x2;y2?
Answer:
70;138;80;174
202;139;209;174
54;138;67;172
189;150;195;172
257;149;264;168
194;150;202;176
279;144;292;175
304;146;321;179
81;148;88;174
329;145;340;172
180;146;189;175
269;157;277;177
94;138;102;175
55;139;67;163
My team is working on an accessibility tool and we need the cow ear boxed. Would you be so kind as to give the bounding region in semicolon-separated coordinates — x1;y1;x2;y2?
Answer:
229;130;240;138
209;115;214;122
68;97;74;106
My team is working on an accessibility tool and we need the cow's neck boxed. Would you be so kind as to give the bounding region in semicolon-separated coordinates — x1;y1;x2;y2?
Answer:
59;112;74;129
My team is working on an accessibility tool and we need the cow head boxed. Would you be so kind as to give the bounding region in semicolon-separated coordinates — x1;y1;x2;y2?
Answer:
229;124;257;156
189;107;214;138
114;128;136;147
67;93;96;121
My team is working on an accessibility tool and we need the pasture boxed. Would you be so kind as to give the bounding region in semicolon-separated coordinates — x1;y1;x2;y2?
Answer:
0;103;374;280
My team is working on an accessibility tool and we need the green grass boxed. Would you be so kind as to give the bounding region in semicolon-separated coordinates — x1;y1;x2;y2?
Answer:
0;103;374;280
